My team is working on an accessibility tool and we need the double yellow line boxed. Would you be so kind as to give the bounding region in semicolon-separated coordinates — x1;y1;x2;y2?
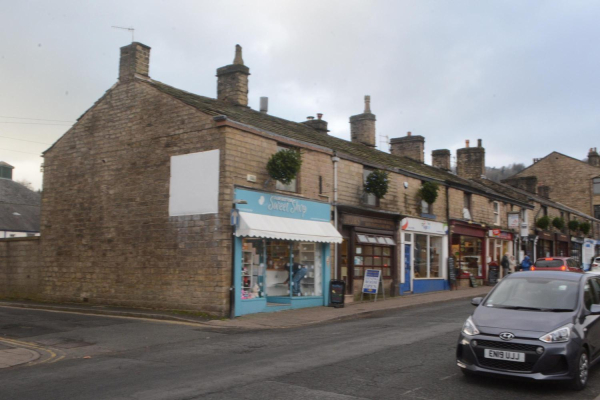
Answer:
0;337;65;366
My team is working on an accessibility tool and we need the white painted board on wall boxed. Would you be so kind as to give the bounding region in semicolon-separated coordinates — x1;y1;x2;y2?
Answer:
169;150;220;216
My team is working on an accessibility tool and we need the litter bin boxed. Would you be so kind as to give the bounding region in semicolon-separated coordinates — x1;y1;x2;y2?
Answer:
488;263;499;286
329;280;346;308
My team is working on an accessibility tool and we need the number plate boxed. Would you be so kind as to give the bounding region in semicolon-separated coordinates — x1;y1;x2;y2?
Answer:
484;349;525;362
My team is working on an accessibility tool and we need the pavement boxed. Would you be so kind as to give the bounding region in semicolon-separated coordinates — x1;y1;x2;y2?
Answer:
0;286;491;370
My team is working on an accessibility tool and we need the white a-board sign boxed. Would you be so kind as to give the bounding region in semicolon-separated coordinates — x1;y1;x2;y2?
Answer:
361;269;385;301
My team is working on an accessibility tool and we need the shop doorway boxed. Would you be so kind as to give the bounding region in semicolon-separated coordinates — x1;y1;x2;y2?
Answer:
400;243;411;294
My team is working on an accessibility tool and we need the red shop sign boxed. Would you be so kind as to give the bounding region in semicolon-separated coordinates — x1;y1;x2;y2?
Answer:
489;230;513;241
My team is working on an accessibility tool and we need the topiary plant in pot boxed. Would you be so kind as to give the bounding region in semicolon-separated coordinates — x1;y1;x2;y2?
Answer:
552;217;565;231
536;216;550;230
364;169;389;199
568;220;580;232
580;222;591;236
417;181;440;206
266;149;302;185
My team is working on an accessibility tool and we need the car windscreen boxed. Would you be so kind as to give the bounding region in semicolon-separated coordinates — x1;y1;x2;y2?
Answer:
483;277;578;311
534;259;564;268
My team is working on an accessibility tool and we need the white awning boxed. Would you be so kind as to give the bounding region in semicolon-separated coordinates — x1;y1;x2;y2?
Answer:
235;212;343;243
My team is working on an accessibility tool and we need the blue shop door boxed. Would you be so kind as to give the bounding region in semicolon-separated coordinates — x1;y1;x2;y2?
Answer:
400;244;411;294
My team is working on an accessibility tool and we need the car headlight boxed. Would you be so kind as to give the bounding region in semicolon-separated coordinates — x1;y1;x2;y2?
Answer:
539;324;571;343
462;316;480;336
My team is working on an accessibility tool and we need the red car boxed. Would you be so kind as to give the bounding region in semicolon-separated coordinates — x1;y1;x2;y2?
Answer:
532;257;582;272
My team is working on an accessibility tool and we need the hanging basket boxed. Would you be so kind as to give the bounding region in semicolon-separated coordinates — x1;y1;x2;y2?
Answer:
266;149;302;184
364;170;389;199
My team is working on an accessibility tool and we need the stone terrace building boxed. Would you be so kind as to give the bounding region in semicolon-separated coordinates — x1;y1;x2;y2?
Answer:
38;42;552;316
504;150;600;219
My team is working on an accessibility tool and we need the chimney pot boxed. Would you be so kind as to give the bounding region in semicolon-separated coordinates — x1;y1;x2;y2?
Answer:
364;95;371;113
407;131;412;137
317;113;323;120
466;140;470;148
259;97;268;113
478;139;482;148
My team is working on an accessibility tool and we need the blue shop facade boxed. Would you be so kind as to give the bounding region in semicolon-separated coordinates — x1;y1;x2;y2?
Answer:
232;188;343;317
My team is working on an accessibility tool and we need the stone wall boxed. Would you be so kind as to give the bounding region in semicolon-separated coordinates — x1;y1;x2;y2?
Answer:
41;80;231;315
512;152;600;216
0;237;40;299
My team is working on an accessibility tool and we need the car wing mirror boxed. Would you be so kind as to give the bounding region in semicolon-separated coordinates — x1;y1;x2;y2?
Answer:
471;297;482;306
590;305;600;315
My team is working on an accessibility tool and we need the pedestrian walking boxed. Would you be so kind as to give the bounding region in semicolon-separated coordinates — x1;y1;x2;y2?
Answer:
521;255;532;271
501;254;510;277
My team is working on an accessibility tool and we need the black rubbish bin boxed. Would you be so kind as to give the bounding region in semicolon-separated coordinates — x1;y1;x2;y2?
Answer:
330;280;346;308
488;263;499;286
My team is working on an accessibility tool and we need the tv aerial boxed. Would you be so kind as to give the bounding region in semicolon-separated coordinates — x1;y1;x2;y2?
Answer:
112;26;135;42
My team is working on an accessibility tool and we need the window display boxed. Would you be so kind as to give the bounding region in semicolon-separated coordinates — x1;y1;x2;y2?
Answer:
244;239;323;300
453;235;483;277
353;234;393;278
413;234;442;278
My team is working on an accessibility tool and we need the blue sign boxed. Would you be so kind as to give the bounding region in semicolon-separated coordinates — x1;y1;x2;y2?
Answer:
234;188;331;222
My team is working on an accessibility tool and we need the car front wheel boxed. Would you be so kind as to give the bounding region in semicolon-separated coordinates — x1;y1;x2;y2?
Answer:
571;349;589;391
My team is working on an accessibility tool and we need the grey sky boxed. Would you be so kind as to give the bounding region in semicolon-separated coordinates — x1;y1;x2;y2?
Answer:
2;0;599;190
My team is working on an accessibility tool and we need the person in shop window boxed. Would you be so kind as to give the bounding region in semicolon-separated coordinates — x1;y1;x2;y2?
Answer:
283;262;307;296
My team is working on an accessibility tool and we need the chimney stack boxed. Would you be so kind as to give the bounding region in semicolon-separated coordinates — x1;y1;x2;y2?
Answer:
432;149;451;170
0;162;14;180
588;147;600;167
216;45;250;107
390;132;425;162
502;176;538;194
119;42;151;82
260;97;268;113
350;95;376;147
456;139;485;179
302;114;328;134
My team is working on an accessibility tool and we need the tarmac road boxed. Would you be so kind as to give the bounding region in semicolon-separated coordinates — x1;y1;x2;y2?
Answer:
0;299;599;399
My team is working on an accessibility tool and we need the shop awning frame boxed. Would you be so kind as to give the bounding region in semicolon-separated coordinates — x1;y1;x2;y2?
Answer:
235;212;343;244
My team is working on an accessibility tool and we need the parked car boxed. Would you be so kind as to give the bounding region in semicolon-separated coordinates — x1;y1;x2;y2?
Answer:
591;257;600;272
456;271;600;390
531;257;582;272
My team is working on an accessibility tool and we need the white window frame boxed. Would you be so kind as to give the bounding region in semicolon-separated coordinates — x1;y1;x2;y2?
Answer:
493;201;500;225
593;177;600;195
413;233;444;280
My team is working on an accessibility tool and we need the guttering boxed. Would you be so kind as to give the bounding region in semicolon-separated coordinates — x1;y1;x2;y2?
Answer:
332;153;340;280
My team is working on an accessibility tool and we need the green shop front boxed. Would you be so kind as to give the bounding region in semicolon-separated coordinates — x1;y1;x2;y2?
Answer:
233;188;343;316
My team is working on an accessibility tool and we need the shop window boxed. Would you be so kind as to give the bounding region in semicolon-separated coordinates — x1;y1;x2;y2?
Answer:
595;205;600;220
493;202;500;225
593;177;600;195
362;168;378;206
414;234;443;278
275;145;298;192
354;235;394;278
453;235;482;277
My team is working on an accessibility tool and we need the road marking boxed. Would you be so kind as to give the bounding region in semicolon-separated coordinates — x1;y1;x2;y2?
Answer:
0;337;65;366
439;373;456;381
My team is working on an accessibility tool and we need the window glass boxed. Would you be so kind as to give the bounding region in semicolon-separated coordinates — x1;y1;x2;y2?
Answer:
484;277;578;310
367;236;377;244
364;246;373;255
403;233;411;243
382;247;391;256
459;236;482;277
373;247;382;256
584;282;594;310
291;242;321;297
414;234;428;278
430;236;442;278
357;234;368;243
421;200;430;214
385;237;395;245
377;236;387;245
594;178;600;195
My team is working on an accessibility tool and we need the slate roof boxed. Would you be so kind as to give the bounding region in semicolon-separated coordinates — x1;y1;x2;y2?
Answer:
0;179;41;232
509;151;600;179
143;79;531;207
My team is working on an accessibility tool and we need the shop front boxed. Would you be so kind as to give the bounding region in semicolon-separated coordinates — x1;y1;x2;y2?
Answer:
336;206;400;297
583;239;600;271
450;220;487;286
535;230;554;260
233;188;342;316
555;233;570;257
487;229;514;278
571;237;584;265
400;218;448;294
